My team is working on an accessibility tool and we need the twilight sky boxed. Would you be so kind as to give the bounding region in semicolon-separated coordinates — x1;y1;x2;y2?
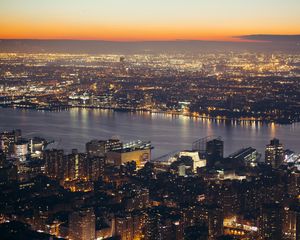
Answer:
0;0;300;41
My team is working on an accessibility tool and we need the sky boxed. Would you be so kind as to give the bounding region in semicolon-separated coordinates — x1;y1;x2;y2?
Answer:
0;0;300;41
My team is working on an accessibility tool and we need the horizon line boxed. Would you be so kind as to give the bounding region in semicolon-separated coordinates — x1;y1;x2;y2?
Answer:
0;38;263;43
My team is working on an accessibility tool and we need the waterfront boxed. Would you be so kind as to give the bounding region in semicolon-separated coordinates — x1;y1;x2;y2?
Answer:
0;108;299;159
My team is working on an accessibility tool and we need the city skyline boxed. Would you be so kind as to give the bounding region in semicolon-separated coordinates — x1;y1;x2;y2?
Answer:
1;0;300;41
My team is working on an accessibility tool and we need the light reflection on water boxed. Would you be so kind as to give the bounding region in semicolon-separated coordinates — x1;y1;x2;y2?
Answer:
0;108;299;159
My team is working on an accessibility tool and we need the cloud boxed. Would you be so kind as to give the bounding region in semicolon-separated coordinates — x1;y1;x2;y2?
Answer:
236;34;300;42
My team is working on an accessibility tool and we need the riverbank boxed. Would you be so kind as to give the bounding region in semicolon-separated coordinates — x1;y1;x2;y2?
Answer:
0;104;296;125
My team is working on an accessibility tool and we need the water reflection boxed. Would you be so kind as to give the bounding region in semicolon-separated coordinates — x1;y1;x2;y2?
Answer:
0;108;299;158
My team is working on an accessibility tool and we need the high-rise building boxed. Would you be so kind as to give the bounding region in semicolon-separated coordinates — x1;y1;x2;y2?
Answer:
44;148;105;182
132;211;147;239
14;139;29;161
114;211;147;240
115;213;134;240
219;183;239;217
0;164;17;184
288;171;300;197
0;150;6;167
87;156;105;181
44;149;64;180
144;207;184;240
64;150;87;181
207;205;224;240
296;208;300;240
69;208;95;240
283;206;300;240
206;138;224;168
265;138;284;168
0;129;21;154
259;203;283;240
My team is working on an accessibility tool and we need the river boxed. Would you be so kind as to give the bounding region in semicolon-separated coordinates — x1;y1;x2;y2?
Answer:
0;108;299;159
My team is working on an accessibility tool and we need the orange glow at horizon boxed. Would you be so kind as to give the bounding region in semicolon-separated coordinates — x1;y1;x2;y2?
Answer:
1;21;300;42
1;0;299;42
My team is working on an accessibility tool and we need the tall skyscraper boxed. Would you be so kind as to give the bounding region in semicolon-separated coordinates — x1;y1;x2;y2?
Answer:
207;205;223;240
114;213;134;240
259;203;283;240
283;206;300;240
265;138;284;168
44;149;64;180
87;156;105;181
69;208;96;240
288;171;300;197
206;138;224;168
64;150;87;181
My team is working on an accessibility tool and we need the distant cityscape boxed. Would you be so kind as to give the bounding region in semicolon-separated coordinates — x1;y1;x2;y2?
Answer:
0;52;300;124
0;129;299;239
